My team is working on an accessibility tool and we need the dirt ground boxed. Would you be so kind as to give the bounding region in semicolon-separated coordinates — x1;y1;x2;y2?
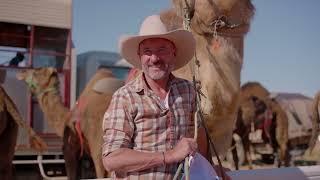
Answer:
220;140;320;171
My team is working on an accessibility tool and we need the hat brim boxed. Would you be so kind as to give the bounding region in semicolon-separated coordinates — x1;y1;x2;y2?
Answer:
119;29;195;70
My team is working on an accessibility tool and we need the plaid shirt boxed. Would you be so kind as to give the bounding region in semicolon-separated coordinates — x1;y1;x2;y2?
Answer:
102;73;196;179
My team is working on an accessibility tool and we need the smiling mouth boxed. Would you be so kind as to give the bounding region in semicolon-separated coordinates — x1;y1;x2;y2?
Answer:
149;66;163;70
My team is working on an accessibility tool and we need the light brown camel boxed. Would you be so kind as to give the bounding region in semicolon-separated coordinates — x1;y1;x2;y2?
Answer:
17;68;123;179
0;85;47;180
158;0;255;155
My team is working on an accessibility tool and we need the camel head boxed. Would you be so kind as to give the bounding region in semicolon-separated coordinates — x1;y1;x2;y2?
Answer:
240;96;268;126
16;68;59;96
171;0;255;35
240;82;270;101
239;82;270;125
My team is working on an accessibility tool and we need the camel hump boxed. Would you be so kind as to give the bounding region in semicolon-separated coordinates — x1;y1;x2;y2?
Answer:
92;77;124;94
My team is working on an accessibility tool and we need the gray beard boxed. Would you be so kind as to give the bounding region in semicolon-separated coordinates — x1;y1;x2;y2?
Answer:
142;64;174;80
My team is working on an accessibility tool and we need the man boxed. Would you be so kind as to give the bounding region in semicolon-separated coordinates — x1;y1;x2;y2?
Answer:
102;15;228;179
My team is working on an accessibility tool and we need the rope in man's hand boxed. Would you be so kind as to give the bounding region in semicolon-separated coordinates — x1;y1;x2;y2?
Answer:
172;1;230;179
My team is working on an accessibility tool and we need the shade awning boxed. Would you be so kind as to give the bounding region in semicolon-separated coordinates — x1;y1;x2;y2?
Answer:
0;0;72;29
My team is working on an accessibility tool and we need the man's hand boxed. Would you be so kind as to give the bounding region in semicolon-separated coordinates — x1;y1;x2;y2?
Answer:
164;138;197;164
213;165;232;180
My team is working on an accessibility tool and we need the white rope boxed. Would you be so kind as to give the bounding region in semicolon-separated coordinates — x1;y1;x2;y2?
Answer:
174;3;230;180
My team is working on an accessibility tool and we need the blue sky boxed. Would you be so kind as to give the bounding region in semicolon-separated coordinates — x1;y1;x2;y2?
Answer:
73;0;320;97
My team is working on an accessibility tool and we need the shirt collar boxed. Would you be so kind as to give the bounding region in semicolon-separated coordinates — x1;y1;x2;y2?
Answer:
132;73;178;93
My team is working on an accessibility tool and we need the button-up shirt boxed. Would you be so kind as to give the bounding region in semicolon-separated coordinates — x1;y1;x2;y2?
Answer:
102;73;196;179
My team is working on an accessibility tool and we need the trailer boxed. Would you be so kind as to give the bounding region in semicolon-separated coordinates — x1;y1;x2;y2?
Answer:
0;1;133;179
0;0;72;179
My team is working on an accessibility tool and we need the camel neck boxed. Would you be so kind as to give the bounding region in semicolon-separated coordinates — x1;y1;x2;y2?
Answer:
37;90;69;137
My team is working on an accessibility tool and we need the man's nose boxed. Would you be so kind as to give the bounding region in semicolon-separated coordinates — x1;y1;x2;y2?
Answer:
150;54;160;63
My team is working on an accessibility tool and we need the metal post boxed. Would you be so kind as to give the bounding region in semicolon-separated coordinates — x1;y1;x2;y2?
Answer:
27;25;35;128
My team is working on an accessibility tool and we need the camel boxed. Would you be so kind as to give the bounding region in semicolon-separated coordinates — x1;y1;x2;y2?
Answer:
17;68;123;179
156;0;255;156
0;85;47;180
233;82;319;169
231;82;289;169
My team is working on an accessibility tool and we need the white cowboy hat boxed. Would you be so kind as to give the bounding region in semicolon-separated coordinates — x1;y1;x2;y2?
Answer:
119;14;196;70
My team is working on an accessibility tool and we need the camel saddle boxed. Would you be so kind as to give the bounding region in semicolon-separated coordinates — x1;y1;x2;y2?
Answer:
70;77;124;157
92;77;124;94
273;93;313;140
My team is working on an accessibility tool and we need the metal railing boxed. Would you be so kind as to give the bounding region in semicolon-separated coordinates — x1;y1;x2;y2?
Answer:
13;154;67;180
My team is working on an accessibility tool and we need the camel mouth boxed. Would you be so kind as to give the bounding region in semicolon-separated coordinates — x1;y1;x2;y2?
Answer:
16;68;59;96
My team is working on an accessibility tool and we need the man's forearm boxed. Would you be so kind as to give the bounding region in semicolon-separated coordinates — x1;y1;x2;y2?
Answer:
102;138;196;173
102;148;165;173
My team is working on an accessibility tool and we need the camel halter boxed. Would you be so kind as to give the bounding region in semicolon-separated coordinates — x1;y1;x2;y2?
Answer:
182;0;250;96
25;73;57;98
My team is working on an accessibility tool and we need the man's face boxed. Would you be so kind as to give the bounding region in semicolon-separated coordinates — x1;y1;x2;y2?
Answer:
139;38;176;80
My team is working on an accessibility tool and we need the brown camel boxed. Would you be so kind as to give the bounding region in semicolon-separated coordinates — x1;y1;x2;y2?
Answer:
231;82;289;169
233;82;319;169
156;0;255;156
0;85;46;180
17;68;123;179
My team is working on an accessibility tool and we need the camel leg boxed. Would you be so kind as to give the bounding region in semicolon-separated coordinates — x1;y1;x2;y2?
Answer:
271;118;288;167
274;147;284;168
273;142;283;168
284;142;291;167
242;134;253;169
63;127;81;180
246;144;253;169
273;140;289;167
93;157;106;178
231;138;239;170
279;141;290;167
91;149;106;178
0;114;18;180
86;133;107;178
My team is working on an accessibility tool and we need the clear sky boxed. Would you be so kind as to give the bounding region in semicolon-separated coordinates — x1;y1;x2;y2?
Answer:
73;0;320;97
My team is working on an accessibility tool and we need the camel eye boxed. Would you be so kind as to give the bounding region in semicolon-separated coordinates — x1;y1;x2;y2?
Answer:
251;96;256;100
